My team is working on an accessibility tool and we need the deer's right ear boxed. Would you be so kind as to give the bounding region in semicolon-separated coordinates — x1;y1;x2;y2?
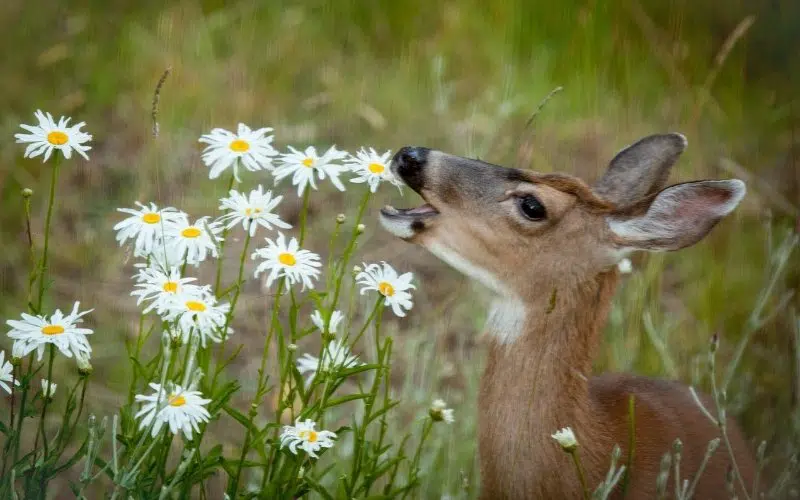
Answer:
594;133;687;209
606;180;746;252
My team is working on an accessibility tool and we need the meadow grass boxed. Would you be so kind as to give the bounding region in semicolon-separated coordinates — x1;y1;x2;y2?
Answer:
0;1;798;498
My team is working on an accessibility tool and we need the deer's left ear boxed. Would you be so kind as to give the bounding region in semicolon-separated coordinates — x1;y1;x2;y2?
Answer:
594;133;687;209
607;180;746;252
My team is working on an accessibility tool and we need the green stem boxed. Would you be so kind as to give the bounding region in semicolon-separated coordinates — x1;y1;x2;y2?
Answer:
229;279;284;496
620;394;635;498
570;450;590;500
36;156;61;313
214;173;237;294
13;354;35;465
298;188;311;246
36;346;57;460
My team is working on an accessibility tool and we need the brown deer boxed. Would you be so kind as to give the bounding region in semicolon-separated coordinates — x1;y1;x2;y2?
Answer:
379;134;755;499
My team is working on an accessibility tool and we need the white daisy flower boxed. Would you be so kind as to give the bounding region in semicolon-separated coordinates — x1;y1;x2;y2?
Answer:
551;427;578;451
617;258;633;274
165;217;223;266
355;262;415;317
163;292;231;347
280;418;337;458
198;123;277;181
296;340;361;384
41;379;57;398
6;302;93;361
310;310;344;334
134;382;211;440
131;266;205;315
273;145;349;196
0;351;19;394
218;185;291;237
346;147;403;193
251;233;321;290
135;244;188;275
15;110;92;162
114;202;188;257
429;399;455;424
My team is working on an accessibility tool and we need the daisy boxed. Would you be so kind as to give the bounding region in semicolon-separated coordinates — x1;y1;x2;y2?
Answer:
163;292;231;347
165;217;223;266
355;262;415;317
310;309;344;334
551;427;578;451
0;351;18;394
280;418;337;458
135;382;211;440
6;302;93;361
114;202;188;257
134;243;188;275
429;399;455;424
617;258;633;274
131;266;205;315
296;340;361;384
251;233;321;290
217;185;291;237
41;379;57;398
273;145;349;196
346;147;403;193
198;123;277;181
15;110;92;162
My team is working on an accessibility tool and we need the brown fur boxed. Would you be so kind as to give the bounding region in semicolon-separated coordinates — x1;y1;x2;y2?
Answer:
478;269;754;499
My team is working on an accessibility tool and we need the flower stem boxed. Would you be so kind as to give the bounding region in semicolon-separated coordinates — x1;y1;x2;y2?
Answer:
36;155;61;313
36;346;57;460
569;450;591;500
210;231;252;391
229;278;284;496
214;173;237;295
298;188;311;246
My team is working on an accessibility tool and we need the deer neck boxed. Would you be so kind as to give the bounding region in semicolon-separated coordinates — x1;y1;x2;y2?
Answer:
477;269;619;498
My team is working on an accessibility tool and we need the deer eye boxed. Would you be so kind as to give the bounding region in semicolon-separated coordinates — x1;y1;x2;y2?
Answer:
518;195;547;220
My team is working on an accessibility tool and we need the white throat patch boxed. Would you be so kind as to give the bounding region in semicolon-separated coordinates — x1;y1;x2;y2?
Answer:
426;242;527;344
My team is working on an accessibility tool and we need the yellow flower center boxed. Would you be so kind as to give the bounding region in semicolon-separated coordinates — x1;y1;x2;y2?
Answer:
229;139;250;152
368;162;385;174
302;157;314;168
142;212;161;224
181;227;202;238
41;324;65;336
378;281;395;297
278;252;297;266
163;281;179;293
46;131;69;145
168;394;186;407
299;430;318;443
244;208;263;216
185;301;206;312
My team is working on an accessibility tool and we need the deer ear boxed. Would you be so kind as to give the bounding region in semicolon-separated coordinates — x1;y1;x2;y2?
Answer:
594;133;687;209
607;180;746;252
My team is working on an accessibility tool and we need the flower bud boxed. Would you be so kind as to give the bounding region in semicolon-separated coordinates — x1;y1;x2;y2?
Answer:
76;351;93;376
336;214;346;224
287;343;298;352
356;223;365;234
551;427;577;452
22;188;33;198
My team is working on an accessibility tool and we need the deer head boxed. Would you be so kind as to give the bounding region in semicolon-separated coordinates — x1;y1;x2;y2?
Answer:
379;134;745;343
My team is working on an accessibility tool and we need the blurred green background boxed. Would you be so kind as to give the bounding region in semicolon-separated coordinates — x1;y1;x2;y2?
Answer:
0;0;798;497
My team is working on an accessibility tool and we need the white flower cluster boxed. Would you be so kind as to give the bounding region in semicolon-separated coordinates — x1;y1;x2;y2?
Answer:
8;111;424;451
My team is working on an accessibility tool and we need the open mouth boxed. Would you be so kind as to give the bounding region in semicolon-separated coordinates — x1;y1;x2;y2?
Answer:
380;203;439;219
379;200;440;239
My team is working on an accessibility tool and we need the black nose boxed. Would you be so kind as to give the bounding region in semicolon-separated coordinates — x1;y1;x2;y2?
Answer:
392;147;429;191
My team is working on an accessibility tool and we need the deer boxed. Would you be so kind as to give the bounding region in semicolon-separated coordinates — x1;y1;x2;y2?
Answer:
378;134;756;499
